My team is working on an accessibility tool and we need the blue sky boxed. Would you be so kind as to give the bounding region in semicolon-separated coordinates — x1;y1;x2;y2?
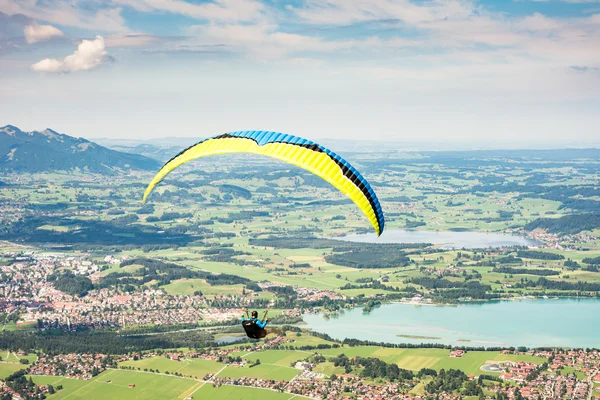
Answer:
0;0;599;147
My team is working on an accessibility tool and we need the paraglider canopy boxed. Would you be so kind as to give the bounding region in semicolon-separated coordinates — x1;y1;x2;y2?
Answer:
143;130;385;236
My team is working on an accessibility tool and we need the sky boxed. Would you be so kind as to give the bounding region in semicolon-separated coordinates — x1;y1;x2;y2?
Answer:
0;0;599;148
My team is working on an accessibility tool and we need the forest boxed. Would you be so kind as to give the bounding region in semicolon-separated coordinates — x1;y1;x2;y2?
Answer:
48;272;94;297
0;329;218;354
524;214;600;235
492;267;560;276
324;248;411;269
425;369;469;394
515;250;564;260
514;277;600;292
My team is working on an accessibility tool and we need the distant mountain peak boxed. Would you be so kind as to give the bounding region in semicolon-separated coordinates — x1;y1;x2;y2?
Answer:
0;124;160;174
0;125;22;136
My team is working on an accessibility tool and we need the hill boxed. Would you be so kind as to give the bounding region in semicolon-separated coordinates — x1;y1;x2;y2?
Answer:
0;125;160;174
105;143;185;162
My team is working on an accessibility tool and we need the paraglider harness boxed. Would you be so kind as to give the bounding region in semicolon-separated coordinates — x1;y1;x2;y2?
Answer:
242;309;268;339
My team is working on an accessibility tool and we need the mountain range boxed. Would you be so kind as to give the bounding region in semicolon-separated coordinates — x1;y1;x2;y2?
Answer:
0;125;160;174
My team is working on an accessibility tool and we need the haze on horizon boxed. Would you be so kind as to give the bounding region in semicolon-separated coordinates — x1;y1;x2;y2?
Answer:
1;0;599;147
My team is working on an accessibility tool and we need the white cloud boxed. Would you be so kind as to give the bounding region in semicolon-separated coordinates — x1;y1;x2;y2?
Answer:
286;0;600;63
190;23;351;57
186;22;426;59
0;0;126;31
517;13;565;31
31;36;113;73
24;22;63;44
112;0;265;22
104;33;166;47
290;0;476;26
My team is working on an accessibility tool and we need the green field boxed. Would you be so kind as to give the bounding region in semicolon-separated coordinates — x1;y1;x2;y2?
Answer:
31;370;303;400
561;366;587;380
0;362;27;379
193;384;299;400
122;346;547;381
0;350;38;378
2;321;38;331
243;350;307;367
283;332;334;348
119;357;223;379
317;346;547;375
313;361;345;376
32;370;199;400
218;363;300;381
162;278;246;296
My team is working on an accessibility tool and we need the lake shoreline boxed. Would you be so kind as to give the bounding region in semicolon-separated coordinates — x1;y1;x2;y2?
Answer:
388;295;597;307
303;298;600;348
337;228;543;249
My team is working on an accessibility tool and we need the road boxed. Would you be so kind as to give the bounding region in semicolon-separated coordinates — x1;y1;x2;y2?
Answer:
587;368;598;400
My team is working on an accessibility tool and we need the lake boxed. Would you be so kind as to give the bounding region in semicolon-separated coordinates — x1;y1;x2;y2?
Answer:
303;298;600;348
215;334;246;344
340;229;542;249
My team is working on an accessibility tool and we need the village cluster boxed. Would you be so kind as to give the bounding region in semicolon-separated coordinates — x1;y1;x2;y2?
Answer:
0;251;340;331
5;342;600;400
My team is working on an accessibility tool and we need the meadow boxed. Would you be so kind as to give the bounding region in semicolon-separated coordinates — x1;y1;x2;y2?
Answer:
182;344;548;378
0;350;38;379
31;369;300;400
119;357;223;379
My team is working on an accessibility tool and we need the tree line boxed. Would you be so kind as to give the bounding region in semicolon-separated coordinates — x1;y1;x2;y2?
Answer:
514;277;600;292
524;214;600;235
492;267;560;277
0;329;222;355
516;250;564;260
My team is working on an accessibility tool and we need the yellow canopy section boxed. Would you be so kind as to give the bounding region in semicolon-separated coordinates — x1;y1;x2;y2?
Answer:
143;132;384;236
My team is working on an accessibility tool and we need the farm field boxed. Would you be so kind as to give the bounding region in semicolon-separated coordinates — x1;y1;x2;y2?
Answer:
31;372;292;400
121;345;548;380
114;345;524;384
0;362;26;379
119;357;223;379
218;363;300;381
31;370;298;400
0;350;38;378
193;384;302;400
31;370;198;400
312;347;547;376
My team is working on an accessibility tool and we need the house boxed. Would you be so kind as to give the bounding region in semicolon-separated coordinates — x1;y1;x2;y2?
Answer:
500;373;513;381
128;384;135;388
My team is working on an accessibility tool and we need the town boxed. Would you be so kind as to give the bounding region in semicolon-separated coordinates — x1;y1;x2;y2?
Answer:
3;338;600;400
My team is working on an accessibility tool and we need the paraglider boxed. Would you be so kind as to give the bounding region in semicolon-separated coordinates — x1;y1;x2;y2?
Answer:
241;309;268;339
143;130;385;235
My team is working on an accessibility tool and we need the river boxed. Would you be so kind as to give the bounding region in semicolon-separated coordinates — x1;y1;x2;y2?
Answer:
303;298;600;348
340;229;541;249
